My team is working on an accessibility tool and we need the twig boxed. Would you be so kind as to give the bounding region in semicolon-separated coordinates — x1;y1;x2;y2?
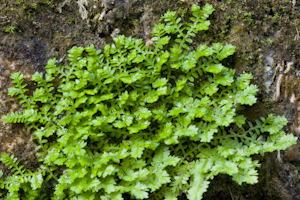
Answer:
228;186;234;200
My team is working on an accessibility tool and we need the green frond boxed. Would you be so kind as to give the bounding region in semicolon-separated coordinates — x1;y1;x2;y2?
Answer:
0;3;297;200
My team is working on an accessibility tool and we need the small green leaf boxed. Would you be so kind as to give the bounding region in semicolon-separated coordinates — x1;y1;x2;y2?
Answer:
218;44;236;61
152;78;168;88
205;63;224;74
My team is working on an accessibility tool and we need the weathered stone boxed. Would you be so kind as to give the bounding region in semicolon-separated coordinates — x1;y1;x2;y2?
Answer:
284;144;300;162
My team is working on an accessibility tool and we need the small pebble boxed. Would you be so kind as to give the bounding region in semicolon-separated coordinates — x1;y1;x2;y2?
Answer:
284;144;300;162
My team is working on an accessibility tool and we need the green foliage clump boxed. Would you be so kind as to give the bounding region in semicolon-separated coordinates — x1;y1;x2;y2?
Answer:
4;26;15;34
0;3;297;200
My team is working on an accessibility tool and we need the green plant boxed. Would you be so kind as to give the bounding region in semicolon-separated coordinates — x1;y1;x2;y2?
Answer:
266;38;273;44
15;0;24;5
0;153;48;199
243;12;253;24
233;27;241;33
0;3;297;200
43;0;54;8
67;18;73;24
5;6;13;11
5;26;15;34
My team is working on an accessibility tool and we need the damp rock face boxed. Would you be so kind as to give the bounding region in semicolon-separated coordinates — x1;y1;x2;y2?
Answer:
0;0;300;199
284;144;300;162
0;53;37;176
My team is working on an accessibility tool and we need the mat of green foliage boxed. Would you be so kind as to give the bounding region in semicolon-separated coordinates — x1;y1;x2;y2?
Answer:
0;3;297;200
